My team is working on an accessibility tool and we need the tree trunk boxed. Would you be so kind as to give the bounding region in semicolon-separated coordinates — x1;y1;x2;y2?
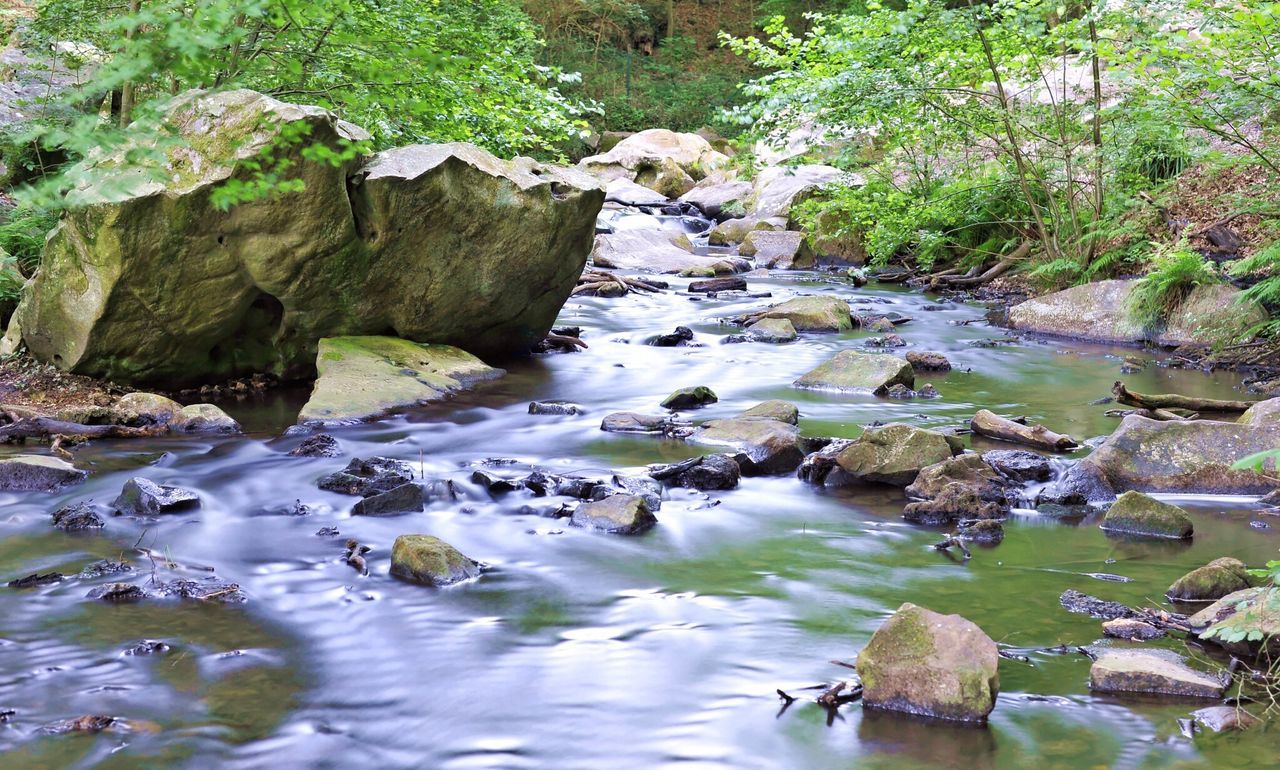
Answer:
1111;381;1256;413
971;409;1079;452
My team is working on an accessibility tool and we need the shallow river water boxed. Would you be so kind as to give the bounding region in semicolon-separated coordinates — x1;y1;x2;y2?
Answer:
1;250;1278;768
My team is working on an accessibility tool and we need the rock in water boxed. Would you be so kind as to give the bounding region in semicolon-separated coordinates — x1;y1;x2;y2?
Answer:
661;386;718;410
1167;557;1253;602
905;351;951;372
903;454;1010;524
739;230;813;270
1089;649;1227;698
856;603;1000;723
579;129;729;192
318;457;415;496
289;433;342;457
831;424;961;487
793;351;914;394
1238;397;1280;426
51;502;105;531
1192;705;1261;732
1073;415;1280;497
738;296;852;332
688;276;746;294
592;230;736;275
600;412;677;434
390;535;479;586
351;483;425;516
738;400;800;425
1102;618;1166;641
571;495;657;534
744;318;797;343
173;403;240;433
297;336;504;425
111;478;201;516
690;413;805;475
1100;491;1193;539
6;90;602;386
0;455;88;491
982;449;1051;482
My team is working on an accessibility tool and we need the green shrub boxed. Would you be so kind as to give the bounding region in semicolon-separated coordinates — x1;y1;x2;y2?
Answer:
0;207;58;275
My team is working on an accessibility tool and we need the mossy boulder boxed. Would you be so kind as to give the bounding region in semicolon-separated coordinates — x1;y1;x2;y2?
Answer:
570;494;657;534
738;400;799;425
660;386;718;410
1100;490;1193;539
744;317;798;343
297;336;504;425
793;351;914;394
856;602;1000;723
0;455;87;491
173;403;240;433
738;296;852;333
115;392;183;426
390;535;479;586
1167;557;1253;602
707;215;786;246
834;423;961;487
9;90;602;387
1076;415;1280;496
1238;397;1280;427
903;454;1011;524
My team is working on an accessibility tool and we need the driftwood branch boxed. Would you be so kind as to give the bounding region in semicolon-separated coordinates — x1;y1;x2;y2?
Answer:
0;418;166;442
1112;381;1255;413
1104;407;1198;422
970;409;1078;451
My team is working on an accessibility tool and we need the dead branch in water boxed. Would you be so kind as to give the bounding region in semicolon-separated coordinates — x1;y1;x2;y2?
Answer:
0;417;166;443
1104;407;1198;422
1112;381;1255;413
970;409;1078;451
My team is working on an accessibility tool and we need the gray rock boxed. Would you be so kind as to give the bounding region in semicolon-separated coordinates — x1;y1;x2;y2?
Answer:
905;351;951;372
1102;618;1166;641
744;317;797;343
739;230;813;270
1100;491;1193;539
1089;649;1227;698
571;494;657;534
830;423;960;487
688;276;746;294
600;412;679;434
690;417;804;475
351;483;425;516
51;502;105;531
983;449;1052;482
318;456;415;496
661;386;718;410
903;454;1010;524
111;478;200;516
289;433;342;457
592;229;736;275
529;400;584;416
172;403;240;433
1192;705;1260;732
650;454;741;491
0;455;88;491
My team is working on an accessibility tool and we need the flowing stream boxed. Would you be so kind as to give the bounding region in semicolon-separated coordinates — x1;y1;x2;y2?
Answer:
1;208;1277;769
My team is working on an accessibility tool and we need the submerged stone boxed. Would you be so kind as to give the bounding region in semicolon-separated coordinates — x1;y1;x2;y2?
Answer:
390;535;479;586
298;336;504;425
1089;649;1227;698
856;602;1000;723
793;351;914;393
1100;491;1193;539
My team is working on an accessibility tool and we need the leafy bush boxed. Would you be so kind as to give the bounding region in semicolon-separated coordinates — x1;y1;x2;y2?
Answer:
0;207;58;276
1231;239;1280;337
1126;243;1219;330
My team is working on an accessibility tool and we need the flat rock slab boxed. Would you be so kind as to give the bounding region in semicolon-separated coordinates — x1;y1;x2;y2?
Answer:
298;336;504;425
592;230;736;275
1089;649;1227;698
738;296;852;332
0;455;88;491
740;230;812;270
600;412;679;434
794;351;914;393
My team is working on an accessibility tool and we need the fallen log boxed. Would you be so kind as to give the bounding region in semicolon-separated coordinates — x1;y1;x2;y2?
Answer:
0;417;166;442
970;409;1078;452
931;241;1031;289
1104;407;1198;422
1112;381;1255;413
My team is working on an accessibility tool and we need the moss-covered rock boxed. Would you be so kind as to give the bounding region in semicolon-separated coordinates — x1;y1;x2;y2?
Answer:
707;215;785;246
738;400;799;425
1238;397;1280;427
1100;490;1194;539
738;296;852;333
115;392;183;426
390;534;479;586
173;403;240;433
1167;557;1253;602
297;336;504;425
903;454;1011;524
744;317;798;343
793;351;914;393
11;90;602;387
660;386;718;410
856;602;999;723
570;494;657;534
834;423;961;487
1088;649;1227;698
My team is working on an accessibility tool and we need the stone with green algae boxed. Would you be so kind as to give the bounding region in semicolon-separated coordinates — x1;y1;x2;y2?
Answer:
390;535;479;586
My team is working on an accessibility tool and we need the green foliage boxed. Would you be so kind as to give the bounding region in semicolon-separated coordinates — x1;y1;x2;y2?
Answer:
0;207;58;275
1126;242;1219;330
1230;448;1280;474
1231;239;1280;337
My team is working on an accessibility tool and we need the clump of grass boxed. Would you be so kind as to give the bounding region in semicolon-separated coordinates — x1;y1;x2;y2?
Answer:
1127;242;1219;330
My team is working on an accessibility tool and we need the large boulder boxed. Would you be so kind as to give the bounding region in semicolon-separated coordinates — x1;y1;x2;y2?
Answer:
1238;397;1280;426
1167;557;1253;603
1100;490;1194;539
297;336;504;425
591;230;737;275
604;178;670;207
708;215;786;246
1189;587;1280;653
579;129;729;190
571;494;657;534
1074;415;1280;497
390;535;479;586
793;351;914;393
830;423;961;487
737;296;852;332
679;179;752;221
1008;280;1263;347
739;230;813;270
7;90;603;386
748;165;843;222
856;603;1000;723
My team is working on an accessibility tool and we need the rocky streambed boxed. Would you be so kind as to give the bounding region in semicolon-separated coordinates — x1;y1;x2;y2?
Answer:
2;142;1280;767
